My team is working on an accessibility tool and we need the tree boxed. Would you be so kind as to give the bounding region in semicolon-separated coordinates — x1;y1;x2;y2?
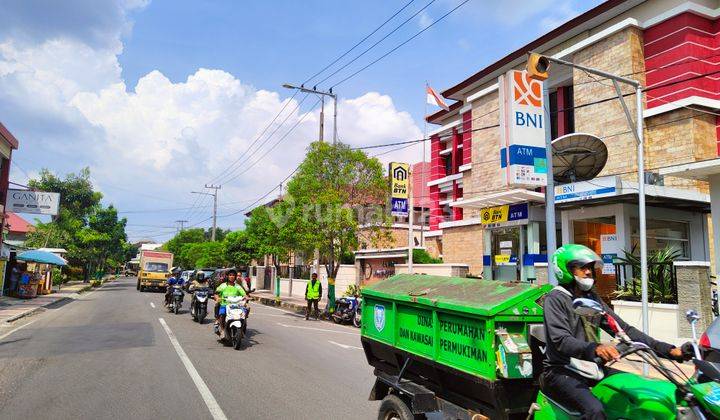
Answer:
282;141;387;307
204;227;228;242
25;169;129;279
244;206;292;271
178;242;226;268
164;228;205;257
224;230;260;267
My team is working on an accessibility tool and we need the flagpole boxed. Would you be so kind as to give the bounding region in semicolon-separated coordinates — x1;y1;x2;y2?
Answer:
421;82;428;248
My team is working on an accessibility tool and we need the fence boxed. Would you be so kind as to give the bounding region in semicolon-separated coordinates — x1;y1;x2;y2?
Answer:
614;261;678;304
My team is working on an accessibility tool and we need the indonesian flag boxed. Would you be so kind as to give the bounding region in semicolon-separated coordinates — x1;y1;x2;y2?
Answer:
426;85;449;111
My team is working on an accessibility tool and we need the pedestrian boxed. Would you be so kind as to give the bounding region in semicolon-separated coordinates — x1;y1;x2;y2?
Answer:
305;272;322;320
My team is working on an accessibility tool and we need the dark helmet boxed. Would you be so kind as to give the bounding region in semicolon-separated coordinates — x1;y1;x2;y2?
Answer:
194;271;206;282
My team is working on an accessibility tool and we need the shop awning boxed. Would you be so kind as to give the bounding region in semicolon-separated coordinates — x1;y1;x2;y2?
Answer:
354;247;421;260
658;158;720;181
450;188;545;209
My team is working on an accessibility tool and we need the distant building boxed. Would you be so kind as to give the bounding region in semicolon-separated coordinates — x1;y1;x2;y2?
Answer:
4;212;33;244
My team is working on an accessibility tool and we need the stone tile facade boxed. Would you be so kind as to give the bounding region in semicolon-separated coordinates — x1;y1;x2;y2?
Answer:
441;225;484;275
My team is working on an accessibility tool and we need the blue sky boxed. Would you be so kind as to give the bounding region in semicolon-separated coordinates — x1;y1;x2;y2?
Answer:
0;0;602;242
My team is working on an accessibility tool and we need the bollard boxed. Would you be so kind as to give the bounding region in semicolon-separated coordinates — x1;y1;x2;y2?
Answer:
275;276;280;298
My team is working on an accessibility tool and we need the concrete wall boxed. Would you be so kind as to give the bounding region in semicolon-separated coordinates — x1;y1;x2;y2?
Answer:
611;300;682;345
441;225;483;275
277;265;357;299
395;263;469;277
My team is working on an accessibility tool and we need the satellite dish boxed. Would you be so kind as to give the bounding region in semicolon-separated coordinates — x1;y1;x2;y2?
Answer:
551;133;607;183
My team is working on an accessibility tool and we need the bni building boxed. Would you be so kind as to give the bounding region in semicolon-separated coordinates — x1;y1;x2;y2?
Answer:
424;0;718;300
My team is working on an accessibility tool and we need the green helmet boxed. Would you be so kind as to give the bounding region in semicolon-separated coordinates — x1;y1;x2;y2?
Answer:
551;244;601;284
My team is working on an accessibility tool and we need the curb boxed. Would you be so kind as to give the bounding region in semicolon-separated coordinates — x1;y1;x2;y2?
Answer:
250;295;331;320
3;283;98;323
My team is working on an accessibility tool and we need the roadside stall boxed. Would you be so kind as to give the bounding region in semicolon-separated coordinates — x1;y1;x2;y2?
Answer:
15;250;67;298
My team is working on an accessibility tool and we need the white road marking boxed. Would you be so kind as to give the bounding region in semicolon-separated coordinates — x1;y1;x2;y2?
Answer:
0;318;39;342
254;303;360;332
253;313;303;319
158;318;227;420
329;340;362;350
277;322;359;336
150;302;156;308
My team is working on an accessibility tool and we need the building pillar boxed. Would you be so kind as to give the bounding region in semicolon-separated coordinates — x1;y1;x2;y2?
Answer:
675;262;714;338
462;111;472;165
556;86;568;138
710;175;720;277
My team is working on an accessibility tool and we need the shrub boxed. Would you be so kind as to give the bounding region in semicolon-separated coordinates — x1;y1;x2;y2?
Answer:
413;249;442;264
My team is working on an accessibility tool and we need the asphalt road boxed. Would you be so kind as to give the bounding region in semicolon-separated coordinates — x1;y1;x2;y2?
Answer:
0;277;378;420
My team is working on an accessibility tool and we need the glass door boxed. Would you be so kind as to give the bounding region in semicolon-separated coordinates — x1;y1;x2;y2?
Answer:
491;227;520;281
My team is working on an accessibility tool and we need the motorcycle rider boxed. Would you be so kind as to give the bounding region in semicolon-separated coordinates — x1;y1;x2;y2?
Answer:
540;244;687;419
164;268;184;306
188;270;208;292
213;269;246;334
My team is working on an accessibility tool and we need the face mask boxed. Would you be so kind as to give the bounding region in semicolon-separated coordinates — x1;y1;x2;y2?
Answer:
575;275;594;291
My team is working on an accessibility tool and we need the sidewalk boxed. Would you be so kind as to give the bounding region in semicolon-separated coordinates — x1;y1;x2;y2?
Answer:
0;276;115;323
250;289;311;315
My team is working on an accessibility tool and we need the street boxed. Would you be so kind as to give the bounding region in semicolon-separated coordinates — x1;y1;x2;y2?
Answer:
0;277;378;420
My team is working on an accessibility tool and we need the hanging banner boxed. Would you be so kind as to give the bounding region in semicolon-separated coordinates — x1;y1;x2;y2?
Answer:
499;70;547;187
600;234;620;275
7;189;60;215
389;162;410;217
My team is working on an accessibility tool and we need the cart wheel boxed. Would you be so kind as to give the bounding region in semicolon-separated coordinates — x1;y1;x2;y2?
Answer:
378;394;420;420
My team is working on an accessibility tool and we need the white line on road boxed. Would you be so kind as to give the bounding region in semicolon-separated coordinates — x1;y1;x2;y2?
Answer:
254;303;360;332
0;318;39;342
150;302;156;308
329;340;362;350
158;318;228;420
277;322;359;335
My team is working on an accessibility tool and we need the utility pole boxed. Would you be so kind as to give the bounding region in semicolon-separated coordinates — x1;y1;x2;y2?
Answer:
282;84;338;144
191;184;221;241
174;219;188;233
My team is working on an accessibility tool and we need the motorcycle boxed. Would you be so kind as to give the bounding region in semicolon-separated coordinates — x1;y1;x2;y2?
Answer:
167;285;184;314
218;295;248;350
353;297;362;328
332;296;361;326
528;298;720;419
190;287;209;323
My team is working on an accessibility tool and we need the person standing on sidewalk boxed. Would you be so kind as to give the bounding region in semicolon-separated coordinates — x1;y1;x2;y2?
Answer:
305;272;322;320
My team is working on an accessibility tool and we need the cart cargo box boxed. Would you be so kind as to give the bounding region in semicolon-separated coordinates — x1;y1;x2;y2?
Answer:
361;274;551;419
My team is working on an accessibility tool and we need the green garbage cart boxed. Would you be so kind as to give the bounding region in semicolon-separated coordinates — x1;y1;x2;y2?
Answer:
361;274;552;420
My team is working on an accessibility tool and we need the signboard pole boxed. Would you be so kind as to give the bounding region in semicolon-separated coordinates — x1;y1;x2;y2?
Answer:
408;171;414;275
543;87;557;284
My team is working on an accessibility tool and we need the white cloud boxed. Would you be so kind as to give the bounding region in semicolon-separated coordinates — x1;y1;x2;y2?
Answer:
0;0;423;241
418;11;433;29
539;1;579;32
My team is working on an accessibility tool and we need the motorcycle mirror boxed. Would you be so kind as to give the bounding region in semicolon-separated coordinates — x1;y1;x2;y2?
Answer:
694;359;720;381
686;309;700;324
572;298;604;316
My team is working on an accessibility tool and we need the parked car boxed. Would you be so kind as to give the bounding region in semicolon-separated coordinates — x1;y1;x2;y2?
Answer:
180;270;194;290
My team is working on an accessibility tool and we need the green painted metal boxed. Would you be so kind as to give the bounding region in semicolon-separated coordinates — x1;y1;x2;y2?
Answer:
361;274;549;380
534;373;683;419
690;381;720;418
362;274;551;317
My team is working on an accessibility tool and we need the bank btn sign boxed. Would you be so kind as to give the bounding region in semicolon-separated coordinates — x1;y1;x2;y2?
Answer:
499;70;547;187
480;202;529;227
389;162;410;217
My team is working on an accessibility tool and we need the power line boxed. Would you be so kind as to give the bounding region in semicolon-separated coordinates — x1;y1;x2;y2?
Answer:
302;0;418;86
315;0;438;87
329;0;472;89
214;92;311;186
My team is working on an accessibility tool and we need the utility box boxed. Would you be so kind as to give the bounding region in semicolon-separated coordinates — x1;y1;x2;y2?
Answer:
361;274;551;418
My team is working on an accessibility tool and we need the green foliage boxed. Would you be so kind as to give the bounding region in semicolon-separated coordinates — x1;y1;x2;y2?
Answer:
343;283;361;297
204;227;228;242
164;228;205;257
282;141;387;280
614;246;682;304
224;230;259;267
244;206;291;267
179;241;226;269
51;267;64;286
24;169;129;277
413;249;442;264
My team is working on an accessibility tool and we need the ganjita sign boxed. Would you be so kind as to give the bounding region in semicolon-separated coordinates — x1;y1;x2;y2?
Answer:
7;189;60;215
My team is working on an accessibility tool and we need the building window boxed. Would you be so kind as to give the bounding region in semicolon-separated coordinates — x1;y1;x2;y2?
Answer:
630;218;690;258
443;154;452;176
550;86;574;139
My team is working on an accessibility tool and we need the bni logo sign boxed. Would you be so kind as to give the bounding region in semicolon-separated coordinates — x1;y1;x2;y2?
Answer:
512;71;542;107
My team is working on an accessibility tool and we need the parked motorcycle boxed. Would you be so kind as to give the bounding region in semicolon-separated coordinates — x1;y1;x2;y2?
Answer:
218;295;248;350
353;297;362;328
529;298;720;419
332;296;360;326
167;285;184;314
190;287;209;323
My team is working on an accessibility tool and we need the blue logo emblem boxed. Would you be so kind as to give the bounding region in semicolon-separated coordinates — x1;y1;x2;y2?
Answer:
374;305;385;332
